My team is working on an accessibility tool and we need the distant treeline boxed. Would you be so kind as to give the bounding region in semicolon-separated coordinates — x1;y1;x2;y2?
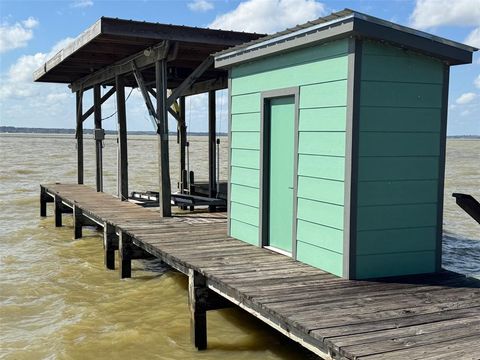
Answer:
0;126;227;136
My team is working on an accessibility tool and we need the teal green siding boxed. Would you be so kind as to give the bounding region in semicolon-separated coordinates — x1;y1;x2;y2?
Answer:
229;39;349;276
354;40;444;279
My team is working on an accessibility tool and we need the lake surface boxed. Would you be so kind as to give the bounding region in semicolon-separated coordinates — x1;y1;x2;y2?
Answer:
0;134;479;359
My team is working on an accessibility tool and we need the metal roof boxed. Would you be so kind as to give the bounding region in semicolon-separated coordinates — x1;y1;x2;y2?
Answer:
214;9;478;68
33;17;263;88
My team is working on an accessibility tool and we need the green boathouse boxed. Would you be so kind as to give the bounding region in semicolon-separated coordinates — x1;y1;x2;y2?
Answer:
214;10;477;279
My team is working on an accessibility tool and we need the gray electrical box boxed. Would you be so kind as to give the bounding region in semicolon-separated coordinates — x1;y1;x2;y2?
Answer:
93;128;105;140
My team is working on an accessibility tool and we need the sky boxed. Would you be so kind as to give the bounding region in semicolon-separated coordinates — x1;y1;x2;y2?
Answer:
0;0;479;135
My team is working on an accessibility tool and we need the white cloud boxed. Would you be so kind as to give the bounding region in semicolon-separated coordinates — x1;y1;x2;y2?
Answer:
474;74;480;88
456;92;477;104
208;0;326;34
465;27;480;47
410;0;480;29
71;0;93;8
0;17;39;53
188;0;214;12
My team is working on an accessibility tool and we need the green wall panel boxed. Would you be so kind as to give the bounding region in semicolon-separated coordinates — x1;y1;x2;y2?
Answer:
296;241;343;277
360;81;442;108
297;176;344;206
298;132;346;156
356;227;437;255
230;166;259;188
299;107;347;131
357;180;438;206
231;148;260;169
230;201;259;227
231;131;260;150
297;198;344;230
300;80;348;108
359;132;440;157
230;183;259;208
357;203;438;231
232;40;349;78
231;93;260;114
230;219;258;246
297;154;345;181
356;251;436;279
297;219;343;253
231;113;261;132
358;156;439;181
359;107;442;132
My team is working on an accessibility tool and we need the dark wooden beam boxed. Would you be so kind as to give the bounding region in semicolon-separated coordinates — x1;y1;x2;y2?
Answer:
167;56;213;108
73;205;83;239
208;90;216;211
54;196;62;227
94;85;103;192
132;61;158;127
147;87;180;122
76;91;84;184
82;86;115;122
156;58;172;217
188;269;207;350
119;231;132;278
71;41;169;92
179;96;187;193
116;75;129;201
103;223;117;270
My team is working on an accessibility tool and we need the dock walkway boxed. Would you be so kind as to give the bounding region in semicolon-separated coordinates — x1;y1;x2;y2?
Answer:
40;183;480;360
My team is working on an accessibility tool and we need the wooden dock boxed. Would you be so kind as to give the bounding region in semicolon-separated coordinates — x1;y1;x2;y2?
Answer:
40;183;480;360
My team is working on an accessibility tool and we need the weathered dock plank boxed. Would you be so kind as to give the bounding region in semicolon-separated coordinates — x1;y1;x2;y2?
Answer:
40;184;480;360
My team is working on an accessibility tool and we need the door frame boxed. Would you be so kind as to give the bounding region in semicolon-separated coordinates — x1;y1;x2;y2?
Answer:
258;87;300;259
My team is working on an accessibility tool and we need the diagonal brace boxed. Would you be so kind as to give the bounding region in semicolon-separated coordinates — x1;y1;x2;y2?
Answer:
81;87;116;122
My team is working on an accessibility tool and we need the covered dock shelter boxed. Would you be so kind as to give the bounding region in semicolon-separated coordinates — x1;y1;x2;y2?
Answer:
34;17;263;215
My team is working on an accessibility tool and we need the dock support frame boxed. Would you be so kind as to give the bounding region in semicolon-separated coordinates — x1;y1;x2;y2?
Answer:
94;84;104;192
188;269;208;350
116;75;128;201
208;90;217;211
76;91;84;185
73;205;83;239
104;223;117;270
54;196;63;227
119;231;132;278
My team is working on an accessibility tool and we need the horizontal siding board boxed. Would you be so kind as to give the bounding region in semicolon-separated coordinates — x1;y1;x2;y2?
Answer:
356;251;436;279
299;107;347;131
231;148;260;169
357;180;438;206
360;81;443;108
231;93;261;114
230;219;258;246
300;81;348;108
231;55;348;96
230;201;259;227
232;39;349;78
297;154;345;181
230;183;259;208
231;112;261;132
358;156;439;181
231;131;260;150
297;219;343;253
297;176;344;206
230;166;259;188
298;132;346;156
357;203;438;231
297;198;344;230
358;132;440;157
359;107;442;132
356;227;437;255
361;53;443;84
296;241;343;277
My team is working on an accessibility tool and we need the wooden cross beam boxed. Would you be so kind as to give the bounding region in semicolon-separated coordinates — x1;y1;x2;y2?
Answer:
147;87;180;122
132;61;160;130
81;86;116;122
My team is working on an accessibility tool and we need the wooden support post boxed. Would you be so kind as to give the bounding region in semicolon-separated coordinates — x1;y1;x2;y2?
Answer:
40;186;47;217
155;58;172;217
188;269;207;350
208;90;217;211
94;84;103;192
189;171;195;211
119;231;132;278
179;96;187;193
76;91;84;184
116;75;129;201
54;196;62;227
73;205;83;239
104;223;116;270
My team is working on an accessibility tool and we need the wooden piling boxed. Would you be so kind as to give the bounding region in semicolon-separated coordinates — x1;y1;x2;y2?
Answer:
94;84;103;192
73;205;83;239
208;90;216;211
54;196;62;227
179;96;187;193
188;269;208;350
76;91;84;185
104;223;116;270
119;231;132;278
40;186;47;217
116;75;128;201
